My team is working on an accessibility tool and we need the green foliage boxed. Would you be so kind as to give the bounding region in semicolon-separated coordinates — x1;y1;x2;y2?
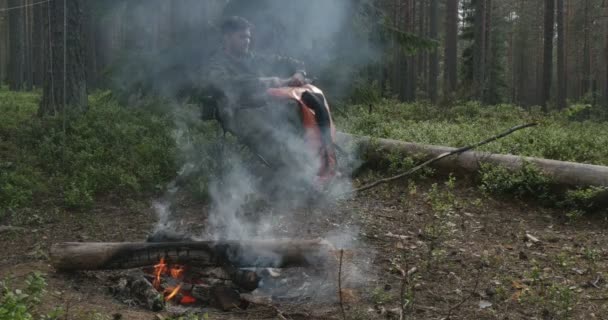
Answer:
0;87;40;131
0;89;177;210
560;186;607;213
379;23;439;54
479;162;552;200
338;101;608;166
0;273;62;320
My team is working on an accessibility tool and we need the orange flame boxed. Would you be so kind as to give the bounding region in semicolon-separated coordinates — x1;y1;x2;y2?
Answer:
170;265;185;279
153;258;167;289
149;257;197;305
165;284;182;301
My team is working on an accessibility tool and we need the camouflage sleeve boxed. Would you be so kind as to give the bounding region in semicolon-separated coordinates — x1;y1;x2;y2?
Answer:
207;56;271;109
208;57;267;101
208;59;260;90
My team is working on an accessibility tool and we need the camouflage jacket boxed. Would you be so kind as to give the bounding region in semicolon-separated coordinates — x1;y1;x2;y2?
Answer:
207;51;305;108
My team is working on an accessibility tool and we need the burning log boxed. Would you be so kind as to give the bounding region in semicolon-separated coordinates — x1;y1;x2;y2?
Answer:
50;239;336;272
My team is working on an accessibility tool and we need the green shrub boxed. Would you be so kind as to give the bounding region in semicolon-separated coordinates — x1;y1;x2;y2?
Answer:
337;100;608;166
479;162;552;200
0;272;62;320
560;186;608;213
0;87;40;131
0;89;178;210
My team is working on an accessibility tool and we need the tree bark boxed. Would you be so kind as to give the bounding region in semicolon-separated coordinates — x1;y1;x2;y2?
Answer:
406;0;417;100
485;0;493;104
473;0;487;101
32;0;45;87
605;6;608;108
556;0;566;109
50;239;337;271
0;0;8;83
541;0;555;111
428;0;438;103
444;0;459;98
8;0;25;91
39;0;87;116
582;0;590;97
23;0;32;90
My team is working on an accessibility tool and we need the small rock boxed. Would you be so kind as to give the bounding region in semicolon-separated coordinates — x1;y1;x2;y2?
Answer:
525;233;541;243
479;300;493;309
485;287;497;297
572;268;586;275
518;251;528;260
212;286;247;311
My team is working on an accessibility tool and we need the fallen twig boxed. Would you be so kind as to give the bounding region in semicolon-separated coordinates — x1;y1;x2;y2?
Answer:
444;273;481;319
347;123;538;194
587;296;608;301
398;265;418;320
0;225;26;233
338;249;347;320
240;295;291;320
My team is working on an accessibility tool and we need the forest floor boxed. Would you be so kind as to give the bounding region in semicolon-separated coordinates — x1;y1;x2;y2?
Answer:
1;173;607;320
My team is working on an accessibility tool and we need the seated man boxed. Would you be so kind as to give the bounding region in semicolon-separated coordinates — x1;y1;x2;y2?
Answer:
208;16;314;176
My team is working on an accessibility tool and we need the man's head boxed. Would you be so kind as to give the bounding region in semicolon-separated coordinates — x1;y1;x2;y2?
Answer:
220;16;252;56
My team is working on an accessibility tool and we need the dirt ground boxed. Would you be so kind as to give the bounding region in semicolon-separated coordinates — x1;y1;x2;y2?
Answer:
1;173;607;320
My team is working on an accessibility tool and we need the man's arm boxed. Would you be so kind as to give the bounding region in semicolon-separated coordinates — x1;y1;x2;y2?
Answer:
208;56;287;94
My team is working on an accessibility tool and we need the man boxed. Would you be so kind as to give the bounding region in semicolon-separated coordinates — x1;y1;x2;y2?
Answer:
208;16;312;173
208;16;306;108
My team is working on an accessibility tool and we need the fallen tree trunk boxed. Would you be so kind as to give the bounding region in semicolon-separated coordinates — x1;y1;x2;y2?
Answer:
337;132;608;189
50;239;336;271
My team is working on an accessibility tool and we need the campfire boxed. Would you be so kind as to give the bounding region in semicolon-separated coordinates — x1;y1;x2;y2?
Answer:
50;238;338;312
147;258;196;305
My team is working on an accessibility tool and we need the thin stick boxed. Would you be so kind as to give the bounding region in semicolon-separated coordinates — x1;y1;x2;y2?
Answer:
338;249;346;320
445;274;480;319
349;123;538;194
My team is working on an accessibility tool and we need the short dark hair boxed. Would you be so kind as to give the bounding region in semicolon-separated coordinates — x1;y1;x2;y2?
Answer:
220;16;253;35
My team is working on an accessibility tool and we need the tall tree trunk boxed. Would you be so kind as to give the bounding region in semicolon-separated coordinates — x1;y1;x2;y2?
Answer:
39;0;87;116
84;1;97;89
556;0;566;109
417;0;424;83
32;1;45;87
473;0;487;101
485;0;493;104
582;0;590;97
541;0;555;111
444;0;459;99
508;11;515;103
407;0;417;100
428;0;438;103
0;0;8;84
8;0;25;91
23;0;33;90
535;0;544;106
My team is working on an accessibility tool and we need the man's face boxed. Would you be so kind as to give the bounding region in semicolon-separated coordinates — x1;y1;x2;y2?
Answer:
225;29;251;56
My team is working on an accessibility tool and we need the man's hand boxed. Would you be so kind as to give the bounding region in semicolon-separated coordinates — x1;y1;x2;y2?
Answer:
287;72;306;87
260;73;307;88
